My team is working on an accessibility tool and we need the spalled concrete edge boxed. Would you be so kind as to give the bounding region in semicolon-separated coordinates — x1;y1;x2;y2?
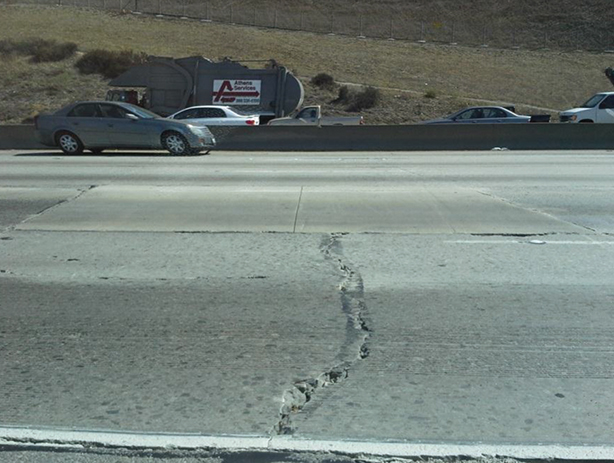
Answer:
1;426;613;460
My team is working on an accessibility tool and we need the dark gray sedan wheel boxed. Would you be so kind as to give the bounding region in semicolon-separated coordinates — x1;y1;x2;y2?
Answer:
56;132;84;155
162;132;191;156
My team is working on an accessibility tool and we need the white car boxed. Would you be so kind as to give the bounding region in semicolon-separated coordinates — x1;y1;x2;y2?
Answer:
168;106;260;126
559;92;614;123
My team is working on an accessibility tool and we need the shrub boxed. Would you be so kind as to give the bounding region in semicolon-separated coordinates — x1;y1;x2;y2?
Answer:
75;49;148;79
424;89;438;99
311;72;335;90
30;40;78;63
332;85;351;104
0;38;77;62
0;40;16;55
346;86;380;112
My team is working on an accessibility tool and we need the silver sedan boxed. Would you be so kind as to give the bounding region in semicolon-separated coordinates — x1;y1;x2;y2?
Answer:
35;101;216;155
422;106;531;124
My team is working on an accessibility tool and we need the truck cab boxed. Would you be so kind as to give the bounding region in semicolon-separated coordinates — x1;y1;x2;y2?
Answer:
268;106;364;126
559;92;614;123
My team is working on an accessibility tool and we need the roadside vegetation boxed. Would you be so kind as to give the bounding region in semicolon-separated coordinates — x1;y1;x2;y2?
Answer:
75;49;149;78
0;38;77;62
0;4;611;124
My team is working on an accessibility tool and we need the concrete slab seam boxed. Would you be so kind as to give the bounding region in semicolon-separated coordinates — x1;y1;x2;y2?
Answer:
474;189;595;234
8;185;97;233
292;186;304;233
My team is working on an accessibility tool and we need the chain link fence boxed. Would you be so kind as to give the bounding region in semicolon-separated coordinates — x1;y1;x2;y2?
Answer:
5;0;614;52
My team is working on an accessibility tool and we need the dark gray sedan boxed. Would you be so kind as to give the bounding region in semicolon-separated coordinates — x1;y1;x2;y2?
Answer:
35;101;216;155
422;106;531;125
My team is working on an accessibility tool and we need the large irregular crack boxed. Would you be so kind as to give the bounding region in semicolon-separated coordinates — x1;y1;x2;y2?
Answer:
274;233;372;435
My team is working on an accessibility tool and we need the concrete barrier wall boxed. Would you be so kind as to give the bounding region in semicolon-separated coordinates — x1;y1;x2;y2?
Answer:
216;124;614;151
2;124;614;151
0;125;46;150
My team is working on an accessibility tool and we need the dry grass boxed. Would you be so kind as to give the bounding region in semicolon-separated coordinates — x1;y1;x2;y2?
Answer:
0;54;108;123
17;0;613;50
0;4;612;124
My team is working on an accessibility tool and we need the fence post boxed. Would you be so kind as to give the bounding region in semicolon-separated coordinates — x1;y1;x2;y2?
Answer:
253;7;256;26
274;7;277;28
230;4;233;23
481;26;488;47
329;12;334;34
388;18;394;40
418;21;426;43
300;11;304;30
451;23;456;44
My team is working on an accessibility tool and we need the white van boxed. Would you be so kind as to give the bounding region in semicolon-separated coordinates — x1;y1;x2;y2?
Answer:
559;92;614;123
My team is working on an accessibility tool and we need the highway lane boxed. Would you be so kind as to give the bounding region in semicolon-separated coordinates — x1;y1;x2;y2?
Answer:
2;150;614;234
1;150;614;188
1;150;614;457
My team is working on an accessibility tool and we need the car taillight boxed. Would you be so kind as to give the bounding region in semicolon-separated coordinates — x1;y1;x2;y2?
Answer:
359;117;365;125
246;119;257;125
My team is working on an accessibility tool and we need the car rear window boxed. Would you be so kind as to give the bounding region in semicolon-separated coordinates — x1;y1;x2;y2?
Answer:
67;104;101;118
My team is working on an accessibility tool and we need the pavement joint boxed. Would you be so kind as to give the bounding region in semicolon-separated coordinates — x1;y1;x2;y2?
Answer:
475;189;594;234
6;185;97;233
293;186;304;233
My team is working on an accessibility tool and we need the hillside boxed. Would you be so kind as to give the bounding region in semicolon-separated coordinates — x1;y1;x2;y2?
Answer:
26;0;614;51
0;4;612;125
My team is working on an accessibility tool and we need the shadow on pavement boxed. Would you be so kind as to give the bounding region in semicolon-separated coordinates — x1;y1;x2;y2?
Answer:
13;151;212;157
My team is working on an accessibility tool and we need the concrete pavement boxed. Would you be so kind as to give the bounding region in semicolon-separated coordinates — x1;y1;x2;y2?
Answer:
1;150;614;460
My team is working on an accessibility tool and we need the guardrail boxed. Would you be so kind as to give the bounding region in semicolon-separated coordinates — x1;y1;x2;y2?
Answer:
1;124;613;151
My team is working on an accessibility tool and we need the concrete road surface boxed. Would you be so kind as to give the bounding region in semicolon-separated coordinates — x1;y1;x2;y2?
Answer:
1;150;614;460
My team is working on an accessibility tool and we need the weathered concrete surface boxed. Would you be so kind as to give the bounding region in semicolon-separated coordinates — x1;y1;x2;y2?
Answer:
0;232;346;435
2;150;614;454
15;185;302;232
14;185;584;234
0;187;79;230
291;233;614;444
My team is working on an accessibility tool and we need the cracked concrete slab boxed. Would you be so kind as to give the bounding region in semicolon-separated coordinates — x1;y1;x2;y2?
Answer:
290;234;614;444
0;232;346;435
275;235;372;434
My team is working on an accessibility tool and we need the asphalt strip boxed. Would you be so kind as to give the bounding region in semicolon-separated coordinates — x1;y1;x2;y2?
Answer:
0;427;613;460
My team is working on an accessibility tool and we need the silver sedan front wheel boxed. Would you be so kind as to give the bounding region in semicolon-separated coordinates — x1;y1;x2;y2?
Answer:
162;132;190;156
